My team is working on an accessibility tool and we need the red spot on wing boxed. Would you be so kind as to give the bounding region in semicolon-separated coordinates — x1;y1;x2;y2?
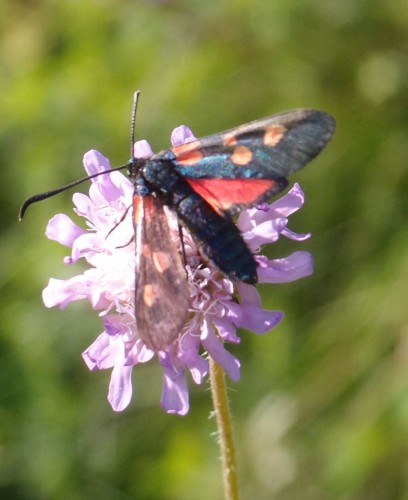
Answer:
141;196;156;223
134;194;159;231
133;195;143;225
186;178;279;214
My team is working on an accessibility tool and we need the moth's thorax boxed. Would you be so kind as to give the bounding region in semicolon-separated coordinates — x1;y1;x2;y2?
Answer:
141;159;183;193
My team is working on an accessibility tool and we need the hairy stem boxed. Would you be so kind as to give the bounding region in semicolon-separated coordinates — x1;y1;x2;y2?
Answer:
209;357;240;500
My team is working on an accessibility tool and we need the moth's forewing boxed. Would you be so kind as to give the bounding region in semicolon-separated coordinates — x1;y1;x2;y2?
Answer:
133;195;190;351
170;110;335;178
166;110;335;216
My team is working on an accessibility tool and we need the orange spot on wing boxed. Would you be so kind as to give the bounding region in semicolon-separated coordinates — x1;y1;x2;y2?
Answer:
231;146;253;166
152;251;171;273
263;125;286;146
172;140;200;155
223;133;237;146
176;149;204;166
172;140;204;167
143;284;157;307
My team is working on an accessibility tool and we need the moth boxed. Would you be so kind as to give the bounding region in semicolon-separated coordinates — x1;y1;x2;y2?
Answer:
20;93;335;350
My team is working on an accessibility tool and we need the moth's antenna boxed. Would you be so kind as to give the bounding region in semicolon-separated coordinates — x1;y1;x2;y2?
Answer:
130;91;140;159
20;93;141;221
19;165;128;220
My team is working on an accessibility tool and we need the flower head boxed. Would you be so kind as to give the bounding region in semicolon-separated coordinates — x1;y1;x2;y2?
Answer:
43;126;313;415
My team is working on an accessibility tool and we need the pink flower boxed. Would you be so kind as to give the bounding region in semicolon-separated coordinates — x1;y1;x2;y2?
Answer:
42;125;313;415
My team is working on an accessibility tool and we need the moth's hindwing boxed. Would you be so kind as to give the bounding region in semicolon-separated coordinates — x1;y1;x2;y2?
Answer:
174;185;259;284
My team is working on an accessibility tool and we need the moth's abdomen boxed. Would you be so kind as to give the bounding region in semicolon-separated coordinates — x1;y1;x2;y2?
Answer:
175;191;258;284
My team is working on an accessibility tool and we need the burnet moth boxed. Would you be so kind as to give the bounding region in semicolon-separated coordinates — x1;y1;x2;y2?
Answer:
20;92;335;351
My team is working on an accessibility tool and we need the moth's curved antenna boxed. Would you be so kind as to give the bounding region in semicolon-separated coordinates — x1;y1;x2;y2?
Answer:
19;164;128;220
19;92;143;221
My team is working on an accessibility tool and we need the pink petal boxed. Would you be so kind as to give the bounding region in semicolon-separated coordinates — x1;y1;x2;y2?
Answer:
108;364;134;412
160;358;189;415
171;126;197;146
83;150;112;177
42;276;92;308
178;328;209;384
72;192;93;218
70;233;100;263
82;332;123;370
281;227;311;241
46;214;86;247
269;183;305;217
257;251;314;283
201;321;241;382
211;316;240;344
133;140;154;159
243;217;287;249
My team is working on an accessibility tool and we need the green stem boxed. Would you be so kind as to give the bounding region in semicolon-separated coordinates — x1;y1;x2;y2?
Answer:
209;357;240;500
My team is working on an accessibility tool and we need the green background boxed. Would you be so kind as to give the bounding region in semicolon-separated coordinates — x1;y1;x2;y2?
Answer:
1;1;408;498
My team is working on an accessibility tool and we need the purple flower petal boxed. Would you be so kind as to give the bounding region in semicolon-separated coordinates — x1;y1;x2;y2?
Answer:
46;214;86;247
171;126;197;146
238;184;308;248
242;217;288;250
269;182;305;216
281;227;311;242
201;320;241;382
178;328;209;384
229;302;283;334
108;364;134;412
82;332;122;370
134;140;154;159
159;352;190;415
70;233;100;263
82;150;134;208
83;150;112;177
72;192;93;218
213;317;240;343
225;284;284;334
257;251;314;283
42;276;93;309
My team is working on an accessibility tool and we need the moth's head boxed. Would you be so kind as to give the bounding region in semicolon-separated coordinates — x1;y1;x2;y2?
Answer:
126;157;148;180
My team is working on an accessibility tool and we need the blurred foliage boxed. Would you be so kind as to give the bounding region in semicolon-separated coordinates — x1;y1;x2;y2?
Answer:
1;0;408;498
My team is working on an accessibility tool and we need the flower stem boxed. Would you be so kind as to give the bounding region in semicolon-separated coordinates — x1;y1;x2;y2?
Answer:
209;357;240;500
